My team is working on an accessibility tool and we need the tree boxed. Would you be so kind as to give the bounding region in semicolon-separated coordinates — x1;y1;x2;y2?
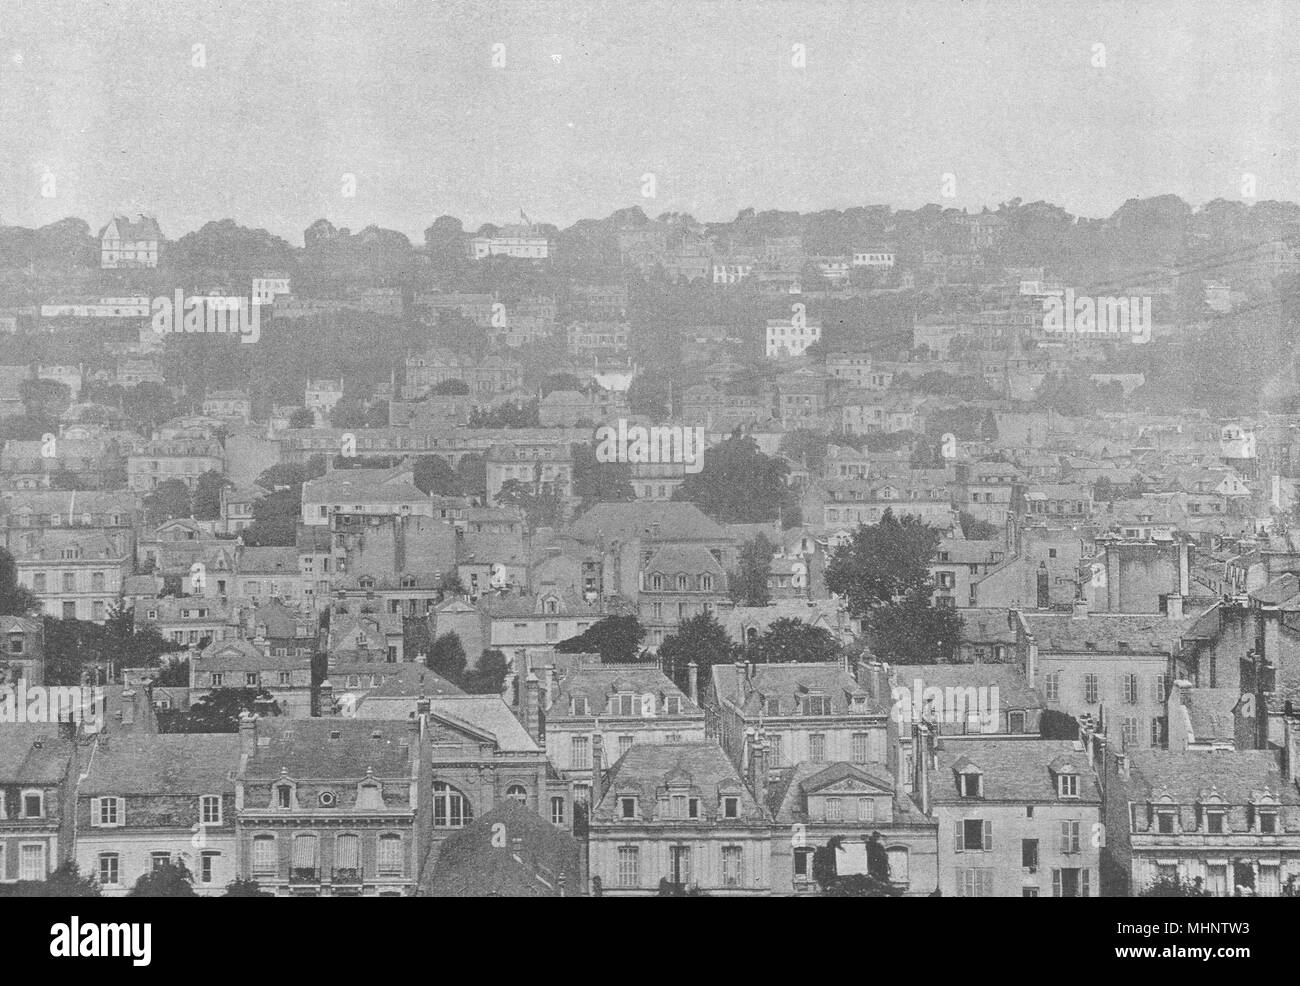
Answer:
0;860;101;897
192;470;230;521
674;433;793;524
413;455;462;496
825;510;942;617
658;611;734;693
129;859;197;897
571;442;635;506
427;632;468;682
155;658;190;686
868;590;964;663
749;617;841;664
223;877;273;897
431;378;470;396
143;479;193;526
1139;875;1213;898
289;407;315;428
159;688;279;732
0;548;38;615
730;534;775;607
555;616;645;664
240;489;300;546
958;511;1000;541
463;648;509;694
813;833;902;896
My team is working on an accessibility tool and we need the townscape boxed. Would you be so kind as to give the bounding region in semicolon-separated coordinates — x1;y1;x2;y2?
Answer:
1;1;1297;908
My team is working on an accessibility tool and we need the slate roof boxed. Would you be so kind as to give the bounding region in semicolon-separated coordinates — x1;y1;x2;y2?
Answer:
567;501;730;543
80;733;241;795
766;761;931;825
1125;749;1299;804
241;719;416;780
1020;612;1191;653
547;666;700;716
592;741;770;823
931;739;1100;804
0;726;75;784
713;662;886;717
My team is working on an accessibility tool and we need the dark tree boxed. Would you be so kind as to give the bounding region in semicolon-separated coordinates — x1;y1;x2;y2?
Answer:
427;632;468;682
555;616;645;664
129;859;197;897
658;611;734;693
730;534;775;607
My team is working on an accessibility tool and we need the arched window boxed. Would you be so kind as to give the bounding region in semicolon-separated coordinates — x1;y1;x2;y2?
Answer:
432;781;473;827
506;785;527;804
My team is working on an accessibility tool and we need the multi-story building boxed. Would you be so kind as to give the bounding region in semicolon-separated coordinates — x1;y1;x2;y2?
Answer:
765;317;822;358
544;664;707;799
235;716;424;896
189;639;314;717
566;321;630;356
77;719;241;896
13;530;130;623
126;439;224;492
712;661;894;778
638;544;729;649
99;215;162;268
930;736;1102;897
466;226;549;260
484;443;573;516
588;740;773;896
0;725;78;886
301;464;433;526
0;616;45;685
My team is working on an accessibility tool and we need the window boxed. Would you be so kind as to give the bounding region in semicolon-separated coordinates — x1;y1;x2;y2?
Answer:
1121;716;1140;749
433;782;472;827
851;732;870;764
617;846;639;887
335;833;360;875
768;734;783;766
955;867;994;897
620;797;637;819
200;852;218;885
1156;809;1176;834
1044;673;1059;701
98;853;120;886
550;797;566;826
1059;821;1081;854
571;736;591;769
669;846;692;885
1152;674;1167;702
1260;809;1278;834
1121;674;1138;704
276;784;292;809
886;846;909;885
95;797;122;827
722;846;743;887
1022;839;1039;870
809;734;826;762
957;771;982;798
857;798;874;822
201;795;221;825
19;844;46;881
612;693;635;716
1084;674;1099;704
292;834;319;877
506;785;527;804
618;735;633;759
1058;772;1079;798
677;575;689;591
151;852;171;871
211;673;225;688
22;791;42;818
279;671;291;686
723;796;739;819
663;696;681;715
1206;809;1225;834
957;819;991;852
378;834;403;876
1052;868;1089;897
571;696;589;716
825;797;842;821
802;695;831;716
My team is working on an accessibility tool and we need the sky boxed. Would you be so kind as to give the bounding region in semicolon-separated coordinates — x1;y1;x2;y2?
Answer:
0;0;1297;245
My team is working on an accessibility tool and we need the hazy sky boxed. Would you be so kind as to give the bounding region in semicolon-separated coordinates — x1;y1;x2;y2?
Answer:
1;0;1297;244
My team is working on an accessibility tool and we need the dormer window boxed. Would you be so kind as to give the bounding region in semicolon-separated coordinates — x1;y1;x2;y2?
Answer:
650;574;663;591
677;574;689;591
400;575;416;589
1259;808;1278;834
1057;772;1079;799
620;796;637;819
611;692;636;716
957;769;983;798
359;576;375;589
663;696;681;715
544;597;558;614
571;696;589;715
276;784;293;809
802;695;831;716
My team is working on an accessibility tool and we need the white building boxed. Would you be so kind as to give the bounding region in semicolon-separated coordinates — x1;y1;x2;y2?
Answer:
99;216;162;269
765;317;822;358
467;225;549;260
852;249;895;268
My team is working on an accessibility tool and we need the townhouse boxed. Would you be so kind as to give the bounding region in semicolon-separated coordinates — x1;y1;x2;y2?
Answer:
190;639;314;717
0;725;78;886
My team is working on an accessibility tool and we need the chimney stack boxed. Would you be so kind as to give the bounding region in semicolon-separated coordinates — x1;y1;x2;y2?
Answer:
591;733;605;803
912;719;931;814
687;662;699;705
1166;592;1183;620
524;673;541;744
748;730;768;796
238;713;257;758
318;678;334;716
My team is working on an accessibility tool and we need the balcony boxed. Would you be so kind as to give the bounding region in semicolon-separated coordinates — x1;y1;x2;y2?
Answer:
332;867;362;885
289;867;319;884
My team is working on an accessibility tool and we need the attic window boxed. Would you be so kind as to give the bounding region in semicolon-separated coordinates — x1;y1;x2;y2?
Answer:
957;769;983;798
329;730;342;740
359;576;375;589
802;695;831;716
1057;771;1079;799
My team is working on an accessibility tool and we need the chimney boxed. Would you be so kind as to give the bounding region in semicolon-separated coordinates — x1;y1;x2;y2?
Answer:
502;671;517;704
524;673;541;743
1166;679;1193;752
856;660;890;705
542;664;556;711
120;687;135;726
912;719;931;814
591;733;605;803
238;713;256;758
687;662;699;705
1166;592;1183;620
748;730;768;796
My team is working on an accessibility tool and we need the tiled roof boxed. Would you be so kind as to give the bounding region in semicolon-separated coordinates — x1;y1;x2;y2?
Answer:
0;726;75;784
548;666;699;716
566;501;730;543
1020;612;1191;653
714;662;885;717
